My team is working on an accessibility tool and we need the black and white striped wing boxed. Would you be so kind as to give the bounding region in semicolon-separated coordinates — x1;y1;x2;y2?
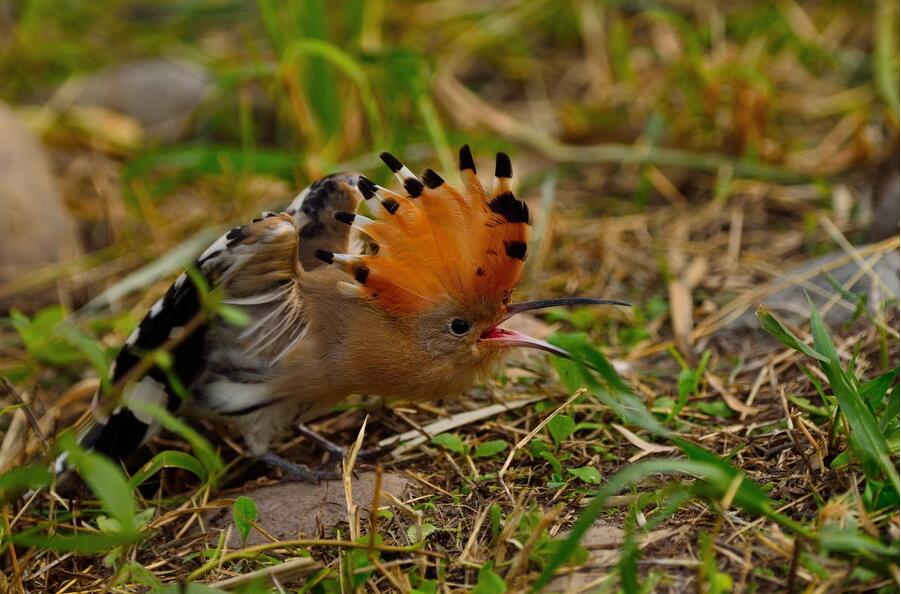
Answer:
80;214;304;465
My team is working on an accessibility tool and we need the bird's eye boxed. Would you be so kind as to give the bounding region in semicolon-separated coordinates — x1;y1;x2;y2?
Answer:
449;318;471;336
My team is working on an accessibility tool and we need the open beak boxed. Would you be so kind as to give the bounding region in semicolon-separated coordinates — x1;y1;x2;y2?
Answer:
479;297;630;360
479;327;574;359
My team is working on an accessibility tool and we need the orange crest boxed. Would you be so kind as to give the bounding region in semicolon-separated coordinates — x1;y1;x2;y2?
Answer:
315;146;531;315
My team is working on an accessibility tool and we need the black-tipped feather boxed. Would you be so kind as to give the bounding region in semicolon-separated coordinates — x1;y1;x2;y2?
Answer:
403;178;424;197
458;145;476;171
422;169;444;189
334;211;356;225
495;152;512;178
315;249;335;264
379;152;404;173
357;177;377;200
487;192;530;224
382;199;400;214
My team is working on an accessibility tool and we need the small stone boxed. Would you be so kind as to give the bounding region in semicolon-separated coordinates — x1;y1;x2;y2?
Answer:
204;472;409;548
70;58;211;143
0;101;82;311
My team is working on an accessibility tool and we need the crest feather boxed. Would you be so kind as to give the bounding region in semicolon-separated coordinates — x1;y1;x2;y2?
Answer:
327;146;531;315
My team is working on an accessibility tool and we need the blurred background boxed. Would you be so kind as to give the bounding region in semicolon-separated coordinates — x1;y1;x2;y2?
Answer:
0;1;899;591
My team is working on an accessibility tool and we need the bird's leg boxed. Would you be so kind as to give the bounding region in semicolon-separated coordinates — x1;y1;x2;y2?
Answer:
260;452;340;483
296;423;348;462
296;423;388;464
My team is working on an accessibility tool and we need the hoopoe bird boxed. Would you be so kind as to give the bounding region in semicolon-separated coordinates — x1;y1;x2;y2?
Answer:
72;146;627;481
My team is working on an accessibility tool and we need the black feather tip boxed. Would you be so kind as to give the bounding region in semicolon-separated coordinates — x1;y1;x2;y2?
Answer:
458;145;476;172
354;265;370;284
225;225;247;248
403;177;424;197
380;151;403;173
381;199;400;214
421;169;444;189
314;249;334;264
357;177;378;200
495;152;512;178
504;240;528;260
334;211;356;225
488;192;530;224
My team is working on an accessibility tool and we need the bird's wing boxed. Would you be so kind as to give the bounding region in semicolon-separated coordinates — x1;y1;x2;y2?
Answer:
285;172;363;269
80;212;307;465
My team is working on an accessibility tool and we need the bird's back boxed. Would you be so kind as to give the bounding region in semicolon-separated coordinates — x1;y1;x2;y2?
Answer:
77;174;362;467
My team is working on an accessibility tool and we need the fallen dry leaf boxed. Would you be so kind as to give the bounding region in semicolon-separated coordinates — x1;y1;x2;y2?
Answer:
611;423;675;463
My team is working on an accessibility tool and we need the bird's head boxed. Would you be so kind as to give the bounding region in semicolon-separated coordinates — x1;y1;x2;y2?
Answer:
313;146;626;391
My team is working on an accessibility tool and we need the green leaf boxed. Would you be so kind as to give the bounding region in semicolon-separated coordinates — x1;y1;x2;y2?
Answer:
819;525;900;563
473;563;507;594
547;414;575;446
115;561;162;589
829;448;852;470
128;451;207;489
860;367;898;411
13;530;140;553
0;465;52;501
756;308;829;362
431;433;466;455
882;383;899;434
11;307;109;375
550;333;666;435
126;400;223;484
410;580;438;594
59;433;135;531
808;300;841;364
676;366;697;399
807;301;898;490
489;503;503;539
406;522;438;543
697;400;734;418
538;451;563;476
473;440;508;458
567;466;602;485
232;495;257;545
618;530;640;594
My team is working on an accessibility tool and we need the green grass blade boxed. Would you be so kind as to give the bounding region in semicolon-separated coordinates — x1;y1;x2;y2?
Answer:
14;530;139;553
550;333;667;435
756;308;829;362
128;451;207;489
672;438;810;535
126;401;223;485
859;367;898;411
294;0;341;140
531;459;714;592
59;432;135;530
819;524;900;563
282;39;384;146
0;465;52;502
808;301;898;490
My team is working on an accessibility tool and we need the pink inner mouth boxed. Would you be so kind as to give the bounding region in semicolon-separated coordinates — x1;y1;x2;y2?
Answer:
480;327;509;340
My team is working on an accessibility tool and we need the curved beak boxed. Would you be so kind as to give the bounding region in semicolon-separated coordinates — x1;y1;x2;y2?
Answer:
502;297;630;322
478;327;574;360
480;297;629;360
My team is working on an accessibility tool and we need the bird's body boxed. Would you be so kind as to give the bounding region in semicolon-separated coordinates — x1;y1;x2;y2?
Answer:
77;147;625;475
